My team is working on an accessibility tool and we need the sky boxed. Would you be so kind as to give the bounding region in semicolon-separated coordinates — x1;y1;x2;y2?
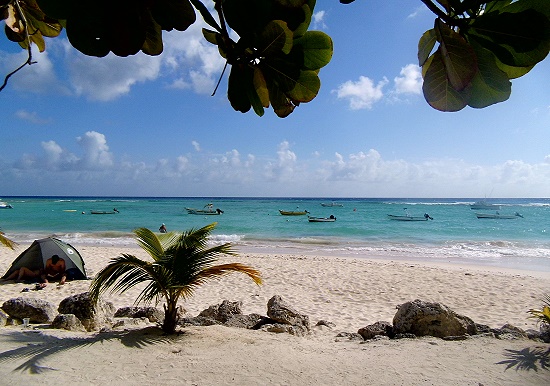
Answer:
1;0;549;198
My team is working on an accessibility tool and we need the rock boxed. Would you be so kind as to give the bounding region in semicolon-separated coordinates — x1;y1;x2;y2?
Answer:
224;313;265;329
58;292;116;332
358;321;393;340
114;306;164;323
51;314;87;332
2;297;57;323
198;300;243;323
316;320;336;328
262;323;309;337
178;316;221;327
112;317;150;329
267;295;310;330
334;332;364;342
492;324;528;340
0;309;8;327
392;299;478;338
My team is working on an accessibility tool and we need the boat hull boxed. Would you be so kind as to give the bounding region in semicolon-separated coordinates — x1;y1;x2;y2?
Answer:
279;210;309;216
387;215;428;221
308;216;336;222
475;213;522;219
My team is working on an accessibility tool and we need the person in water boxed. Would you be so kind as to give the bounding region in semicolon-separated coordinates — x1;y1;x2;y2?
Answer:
159;223;167;233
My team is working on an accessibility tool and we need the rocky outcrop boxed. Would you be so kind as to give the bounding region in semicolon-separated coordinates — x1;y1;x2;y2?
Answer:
358;321;393;340
392;299;478;338
114;306;164;323
2;297;57;323
58;292;116;331
51;314;87;332
198;300;243;323
267;295;310;330
0;309;8;327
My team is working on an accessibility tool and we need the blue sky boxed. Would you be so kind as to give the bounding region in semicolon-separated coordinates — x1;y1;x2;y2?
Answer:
1;0;549;198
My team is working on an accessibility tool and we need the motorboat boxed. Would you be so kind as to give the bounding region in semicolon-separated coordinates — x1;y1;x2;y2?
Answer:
470;200;501;210
475;212;523;219
186;203;224;215
279;209;309;216
0;201;13;209
388;209;433;221
320;202;343;207
308;215;336;222
90;208;119;214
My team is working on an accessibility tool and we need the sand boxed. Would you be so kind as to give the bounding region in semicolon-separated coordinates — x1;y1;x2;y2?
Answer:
0;244;549;385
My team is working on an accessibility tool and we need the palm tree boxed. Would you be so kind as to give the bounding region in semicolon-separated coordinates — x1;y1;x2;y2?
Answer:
89;223;262;334
0;229;17;250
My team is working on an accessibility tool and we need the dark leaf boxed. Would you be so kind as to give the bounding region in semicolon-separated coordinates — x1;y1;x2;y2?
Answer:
151;0;196;32
418;29;437;66
223;0;273;37
141;9;163;56
257;20;293;56
287;69;320;103
435;19;477;91
189;0;221;32
422;49;470;112
35;0;72;20
228;64;252;113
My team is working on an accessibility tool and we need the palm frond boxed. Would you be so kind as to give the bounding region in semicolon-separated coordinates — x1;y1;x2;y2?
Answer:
0;230;17;250
133;228;165;261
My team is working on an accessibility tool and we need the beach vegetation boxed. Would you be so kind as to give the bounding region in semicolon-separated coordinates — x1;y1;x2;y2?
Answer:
527;294;550;328
1;1;549;114
89;223;262;334
0;229;17;250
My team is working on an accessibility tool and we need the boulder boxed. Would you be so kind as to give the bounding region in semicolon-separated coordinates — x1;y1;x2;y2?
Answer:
0;309;8;327
358;321;393;340
2;297;57;323
224;313;265;329
114;306;164;323
51;314;87;332
58;292;116;332
262;323;309;337
393;299;477;338
198;300;243;323
267;295;310;330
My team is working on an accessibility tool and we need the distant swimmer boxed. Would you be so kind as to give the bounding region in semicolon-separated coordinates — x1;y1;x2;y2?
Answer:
159;223;167;233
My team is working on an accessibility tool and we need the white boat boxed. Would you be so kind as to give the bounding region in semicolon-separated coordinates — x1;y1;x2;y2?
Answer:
475;212;523;219
388;209;433;221
308;215;336;222
320;202;343;207
470;200;501;210
0;201;13;209
186;203;224;215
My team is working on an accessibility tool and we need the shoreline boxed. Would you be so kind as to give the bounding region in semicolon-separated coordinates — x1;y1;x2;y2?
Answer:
1;244;549;384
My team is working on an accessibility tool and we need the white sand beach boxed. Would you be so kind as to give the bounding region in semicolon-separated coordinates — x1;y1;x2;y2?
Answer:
0;244;549;385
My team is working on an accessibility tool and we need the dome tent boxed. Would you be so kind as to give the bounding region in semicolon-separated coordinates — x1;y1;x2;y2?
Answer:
2;237;87;281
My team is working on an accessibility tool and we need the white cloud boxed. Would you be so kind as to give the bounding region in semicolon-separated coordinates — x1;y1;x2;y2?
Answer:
15;109;51;124
312;11;327;29
76;131;113;168
192;141;201;151
394;64;422;94
333;76;389;110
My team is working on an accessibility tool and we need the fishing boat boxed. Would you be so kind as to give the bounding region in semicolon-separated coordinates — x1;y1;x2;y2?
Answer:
320;202;343;207
0;201;13;209
308;215;336;222
279;209;309;216
90;208;119;214
475;212;523;219
388;209;433;221
186;203;224;215
470;200;501;210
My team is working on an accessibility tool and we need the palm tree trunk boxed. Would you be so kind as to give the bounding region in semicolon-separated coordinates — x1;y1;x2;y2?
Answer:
162;301;179;334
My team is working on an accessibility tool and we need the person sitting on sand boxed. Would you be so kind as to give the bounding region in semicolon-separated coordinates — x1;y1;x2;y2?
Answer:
3;266;41;282
40;254;67;287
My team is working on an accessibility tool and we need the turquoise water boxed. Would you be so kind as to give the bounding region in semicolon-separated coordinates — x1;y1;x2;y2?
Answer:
1;197;549;271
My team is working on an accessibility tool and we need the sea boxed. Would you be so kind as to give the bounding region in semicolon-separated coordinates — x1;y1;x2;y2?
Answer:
1;196;549;272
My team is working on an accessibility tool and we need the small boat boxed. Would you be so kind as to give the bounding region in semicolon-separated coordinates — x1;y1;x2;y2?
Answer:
90;208;119;214
308;215;336;222
320;202;343;207
279;209;309;216
388;209;433;221
475;212;523;219
186;203;224;215
470;200;501;210
0;201;13;209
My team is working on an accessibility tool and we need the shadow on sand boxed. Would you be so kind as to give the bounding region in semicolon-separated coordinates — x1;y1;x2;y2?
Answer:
0;326;176;374
497;346;550;372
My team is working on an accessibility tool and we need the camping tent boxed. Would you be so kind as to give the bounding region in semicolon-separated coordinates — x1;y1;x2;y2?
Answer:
2;237;87;280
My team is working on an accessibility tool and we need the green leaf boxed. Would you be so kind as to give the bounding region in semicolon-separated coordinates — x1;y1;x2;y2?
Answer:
228;64;252;113
141;10;163;56
268;82;295;117
467;41;511;108
422;49;470;112
253;67;270;107
418;29;436;66
202;28;219;45
435;19;477;91
291;0;314;38
495;59;533;79
35;0;72;20
469;9;550;67
287;70;320;102
294;30;333;70
189;0;221;32
258;20;293;56
151;0;196;32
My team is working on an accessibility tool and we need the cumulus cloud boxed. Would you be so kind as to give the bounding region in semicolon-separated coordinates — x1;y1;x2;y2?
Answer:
333;76;389;110
312;11;327;29
76;131;114;168
394;64;422;94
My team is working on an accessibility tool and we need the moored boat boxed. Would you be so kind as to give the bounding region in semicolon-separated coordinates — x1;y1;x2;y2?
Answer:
320;202;343;207
475;212;523;219
90;208;119;214
0;201;13;209
388;209;433;221
470;200;501;210
279;209;309;216
308;215;336;222
186;203;224;215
